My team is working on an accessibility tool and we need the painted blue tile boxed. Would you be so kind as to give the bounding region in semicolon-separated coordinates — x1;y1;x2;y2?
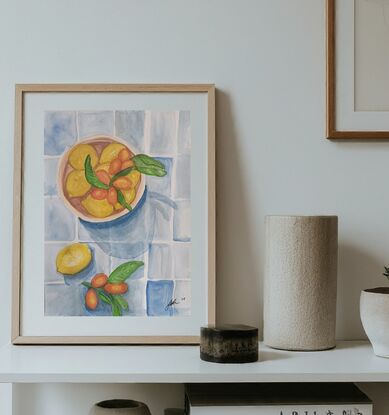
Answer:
173;243;191;279
173;200;191;242
149;111;177;155
146;157;172;196
110;254;146;280
174;155;190;199
90;242;110;271
44;158;59;196
45;197;75;241
44;283;84;316
78;220;94;242
96;242;149;261
115;111;145;152
123;280;146;316
146;280;174;316
148;243;173;280
78;111;114;138
174;280;191;306
173;280;191;316
177;110;191;154
44;111;77;156
78;230;150;260
153;205;173;241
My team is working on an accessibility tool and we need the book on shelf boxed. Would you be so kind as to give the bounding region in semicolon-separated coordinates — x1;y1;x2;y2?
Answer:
185;383;372;415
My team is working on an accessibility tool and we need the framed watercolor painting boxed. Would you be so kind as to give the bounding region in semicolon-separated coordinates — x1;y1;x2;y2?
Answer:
12;84;215;344
327;0;389;139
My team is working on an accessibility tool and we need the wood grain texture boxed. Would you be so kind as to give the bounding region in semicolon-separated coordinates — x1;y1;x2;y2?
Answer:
326;0;336;138
207;85;216;325
325;0;389;140
11;86;23;343
14;84;214;93
12;84;216;345
12;336;200;345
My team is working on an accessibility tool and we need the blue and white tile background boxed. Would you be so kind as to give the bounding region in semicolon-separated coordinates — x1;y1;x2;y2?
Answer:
44;110;191;317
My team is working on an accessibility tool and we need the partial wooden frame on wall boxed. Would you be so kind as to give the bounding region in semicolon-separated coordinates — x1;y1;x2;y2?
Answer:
326;0;389;139
12;83;216;345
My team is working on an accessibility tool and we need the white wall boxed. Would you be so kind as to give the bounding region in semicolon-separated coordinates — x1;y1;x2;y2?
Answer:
1;0;389;414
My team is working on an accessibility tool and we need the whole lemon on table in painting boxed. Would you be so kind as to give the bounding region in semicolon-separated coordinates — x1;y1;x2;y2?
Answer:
56;243;92;275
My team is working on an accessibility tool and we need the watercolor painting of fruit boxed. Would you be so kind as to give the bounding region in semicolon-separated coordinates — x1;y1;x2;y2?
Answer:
44;110;191;317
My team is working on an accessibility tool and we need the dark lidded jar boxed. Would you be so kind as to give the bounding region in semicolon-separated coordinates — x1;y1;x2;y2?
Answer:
200;324;258;363
90;400;152;415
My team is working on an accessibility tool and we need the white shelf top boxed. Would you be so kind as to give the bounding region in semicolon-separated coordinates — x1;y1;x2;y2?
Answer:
0;341;388;383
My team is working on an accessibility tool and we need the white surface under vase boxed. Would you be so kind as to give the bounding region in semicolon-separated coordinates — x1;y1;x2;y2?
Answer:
90;400;151;415
264;215;338;351
360;288;389;358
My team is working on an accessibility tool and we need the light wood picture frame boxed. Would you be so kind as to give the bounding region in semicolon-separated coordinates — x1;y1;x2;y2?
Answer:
12;84;216;345
326;0;389;139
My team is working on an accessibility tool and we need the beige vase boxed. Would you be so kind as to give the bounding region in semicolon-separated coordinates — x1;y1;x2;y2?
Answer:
264;215;338;351
90;400;152;415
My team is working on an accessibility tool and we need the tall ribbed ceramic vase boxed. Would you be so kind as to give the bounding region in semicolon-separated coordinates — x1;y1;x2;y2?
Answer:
90;400;151;415
264;215;338;351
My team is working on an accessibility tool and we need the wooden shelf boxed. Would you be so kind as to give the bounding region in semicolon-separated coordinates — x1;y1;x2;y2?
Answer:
0;341;388;383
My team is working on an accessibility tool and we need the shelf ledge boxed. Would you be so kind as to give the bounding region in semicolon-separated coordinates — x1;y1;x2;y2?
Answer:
0;341;388;383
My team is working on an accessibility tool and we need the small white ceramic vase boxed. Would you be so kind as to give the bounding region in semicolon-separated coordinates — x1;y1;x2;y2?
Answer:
90;400;151;415
360;288;389;358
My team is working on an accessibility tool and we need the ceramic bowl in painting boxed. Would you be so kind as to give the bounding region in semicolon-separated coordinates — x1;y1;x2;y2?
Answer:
57;135;146;223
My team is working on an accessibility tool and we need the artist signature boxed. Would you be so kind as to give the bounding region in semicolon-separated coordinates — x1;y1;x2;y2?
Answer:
165;297;186;310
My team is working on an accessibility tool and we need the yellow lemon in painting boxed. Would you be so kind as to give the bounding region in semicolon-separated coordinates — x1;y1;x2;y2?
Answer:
81;195;114;218
95;163;110;173
99;143;126;164
65;170;91;197
114;202;123;210
122;188;136;205
56;243;92;275
127;169;141;187
68;144;98;170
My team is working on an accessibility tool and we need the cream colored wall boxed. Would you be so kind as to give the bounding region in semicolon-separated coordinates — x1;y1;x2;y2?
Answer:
1;0;389;413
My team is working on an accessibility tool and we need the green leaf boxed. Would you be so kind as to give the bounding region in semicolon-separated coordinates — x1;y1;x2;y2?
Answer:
114;295;129;310
112;301;122;316
132;154;167;177
108;261;144;284
117;189;133;211
84;155;109;189
82;282;92;288
109;167;134;185
96;289;113;305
